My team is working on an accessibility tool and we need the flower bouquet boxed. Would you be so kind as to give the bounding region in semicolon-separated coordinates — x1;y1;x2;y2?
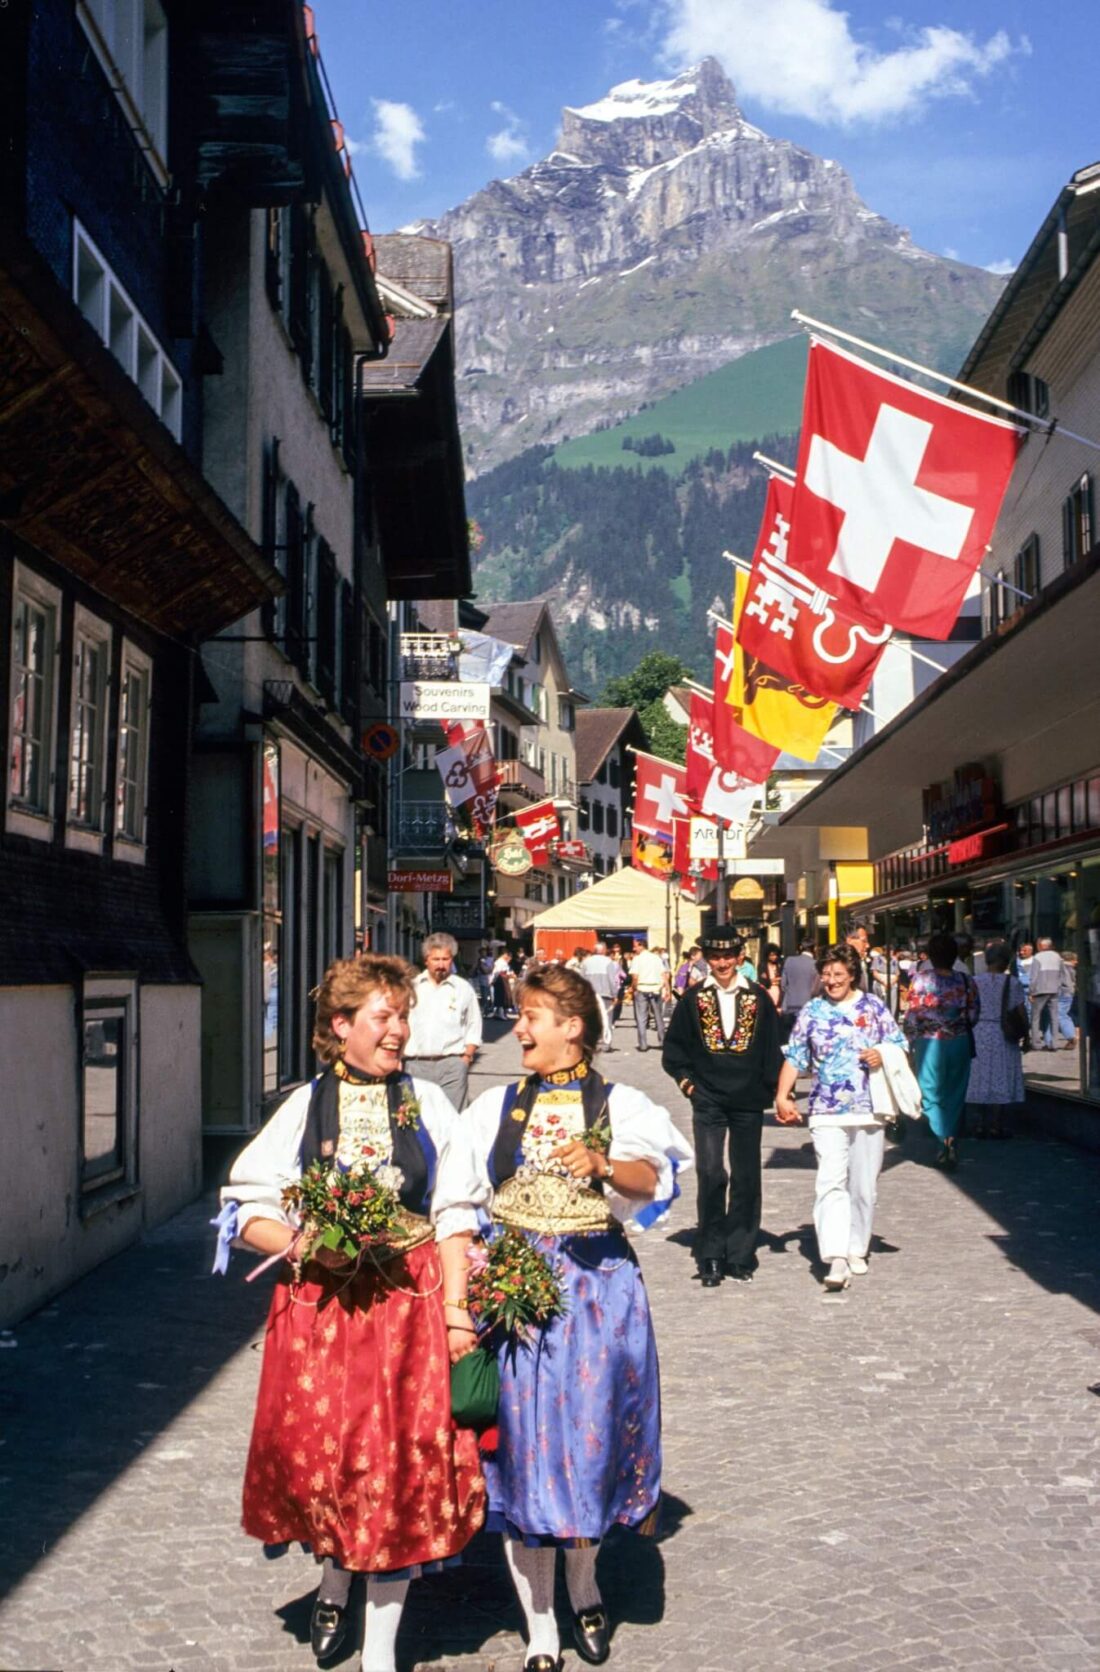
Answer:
581;1119;612;1157
467;1230;566;1342
281;1157;403;1264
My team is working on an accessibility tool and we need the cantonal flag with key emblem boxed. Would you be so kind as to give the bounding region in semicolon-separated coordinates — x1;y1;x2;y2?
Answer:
789;339;1023;639
737;473;891;709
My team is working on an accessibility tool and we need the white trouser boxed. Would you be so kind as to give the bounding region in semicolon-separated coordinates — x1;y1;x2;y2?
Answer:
811;1123;885;1262
595;994;614;1049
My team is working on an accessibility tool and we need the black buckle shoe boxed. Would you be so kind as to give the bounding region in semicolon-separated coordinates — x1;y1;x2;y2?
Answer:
573;1606;611;1665
524;1656;564;1672
725;1265;754;1283
310;1598;348;1663
698;1258;723;1288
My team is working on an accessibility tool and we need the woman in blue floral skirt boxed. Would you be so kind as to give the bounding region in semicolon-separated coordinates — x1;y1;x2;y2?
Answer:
433;964;692;1672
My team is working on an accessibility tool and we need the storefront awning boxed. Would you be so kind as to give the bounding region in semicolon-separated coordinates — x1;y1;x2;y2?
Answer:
778;544;1100;861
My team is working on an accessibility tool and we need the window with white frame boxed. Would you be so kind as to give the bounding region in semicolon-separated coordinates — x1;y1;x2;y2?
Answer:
115;642;152;851
77;0;168;179
74;223;181;438
68;608;113;839
8;565;61;835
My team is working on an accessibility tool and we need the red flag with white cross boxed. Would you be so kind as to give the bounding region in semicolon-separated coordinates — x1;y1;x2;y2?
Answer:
632;751;690;838
514;798;560;866
737;474;891;709
789;340;1023;639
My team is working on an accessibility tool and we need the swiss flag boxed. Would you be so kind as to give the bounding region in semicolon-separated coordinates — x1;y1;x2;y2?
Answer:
738;475;891;709
789;340;1022;638
712;622;779;781
633;753;689;838
514;798;559;866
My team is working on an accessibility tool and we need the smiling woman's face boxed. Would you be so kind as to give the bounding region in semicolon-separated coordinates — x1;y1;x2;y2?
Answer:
513;993;583;1077
333;987;410;1076
820;960;855;1002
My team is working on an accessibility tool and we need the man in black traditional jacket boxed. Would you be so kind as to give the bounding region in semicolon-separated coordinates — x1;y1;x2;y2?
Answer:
661;927;782;1287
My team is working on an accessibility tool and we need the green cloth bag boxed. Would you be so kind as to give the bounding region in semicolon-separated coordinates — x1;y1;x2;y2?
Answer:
449;1345;500;1431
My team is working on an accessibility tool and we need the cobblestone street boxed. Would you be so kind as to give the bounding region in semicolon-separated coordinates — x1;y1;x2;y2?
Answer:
2;1019;1099;1672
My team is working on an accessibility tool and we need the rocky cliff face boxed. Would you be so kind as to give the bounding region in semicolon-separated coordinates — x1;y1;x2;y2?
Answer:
415;60;1004;476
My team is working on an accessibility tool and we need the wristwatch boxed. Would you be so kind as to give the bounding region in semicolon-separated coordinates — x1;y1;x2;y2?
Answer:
602;1159;616;1184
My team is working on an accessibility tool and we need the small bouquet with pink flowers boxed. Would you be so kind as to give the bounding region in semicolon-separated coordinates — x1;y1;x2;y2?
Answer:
281;1158;403;1263
467;1231;566;1341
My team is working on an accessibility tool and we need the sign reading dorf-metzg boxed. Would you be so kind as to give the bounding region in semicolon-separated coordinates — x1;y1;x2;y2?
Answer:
399;682;490;721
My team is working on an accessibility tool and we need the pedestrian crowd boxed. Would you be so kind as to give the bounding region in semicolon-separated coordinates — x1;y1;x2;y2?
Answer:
213;918;1061;1669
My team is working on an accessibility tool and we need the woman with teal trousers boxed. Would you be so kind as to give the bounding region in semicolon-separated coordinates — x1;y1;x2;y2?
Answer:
904;932;980;1169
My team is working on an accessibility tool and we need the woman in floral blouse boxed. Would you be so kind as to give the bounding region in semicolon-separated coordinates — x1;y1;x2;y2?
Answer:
903;931;980;1171
776;943;908;1291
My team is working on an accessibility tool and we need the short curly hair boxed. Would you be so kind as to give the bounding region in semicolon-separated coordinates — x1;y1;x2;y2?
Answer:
816;942;864;982
311;954;416;1064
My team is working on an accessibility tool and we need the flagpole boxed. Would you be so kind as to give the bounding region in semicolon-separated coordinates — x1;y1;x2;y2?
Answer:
710;586;950;676
752;450;796;482
790;309;1100;453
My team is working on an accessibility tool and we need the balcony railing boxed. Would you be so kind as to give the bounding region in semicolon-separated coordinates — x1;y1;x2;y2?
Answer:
394;800;450;854
497;759;546;800
431;894;486;933
399;632;461;681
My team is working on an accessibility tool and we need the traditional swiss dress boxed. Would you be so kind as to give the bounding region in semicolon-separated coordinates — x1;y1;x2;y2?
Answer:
217;1064;485;1574
434;1064;693;1546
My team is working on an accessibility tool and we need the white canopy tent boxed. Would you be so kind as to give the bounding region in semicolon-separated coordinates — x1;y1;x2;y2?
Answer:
529;866;704;962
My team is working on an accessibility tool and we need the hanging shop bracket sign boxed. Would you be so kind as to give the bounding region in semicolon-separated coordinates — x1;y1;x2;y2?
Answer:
399;681;490;721
387;870;453;893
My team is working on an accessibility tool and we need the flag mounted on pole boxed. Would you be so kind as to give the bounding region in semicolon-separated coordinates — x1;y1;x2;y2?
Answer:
737;472;892;709
685;692;717;804
712;621;779;782
730;568;838;763
438;720;501;834
788;339;1023;639
514;797;560;867
632;750;690;837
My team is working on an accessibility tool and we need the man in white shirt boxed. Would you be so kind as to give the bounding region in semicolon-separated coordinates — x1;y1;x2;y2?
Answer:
580;939;618;1051
405;933;482;1109
630;939;669;1051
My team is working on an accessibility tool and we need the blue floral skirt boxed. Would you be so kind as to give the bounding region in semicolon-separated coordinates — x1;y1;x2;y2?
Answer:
483;1227;662;1546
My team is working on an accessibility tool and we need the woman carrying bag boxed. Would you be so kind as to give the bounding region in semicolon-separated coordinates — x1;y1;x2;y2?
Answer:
434;964;692;1672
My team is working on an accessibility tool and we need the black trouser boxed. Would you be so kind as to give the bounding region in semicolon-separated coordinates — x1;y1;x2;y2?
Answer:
691;1100;764;1272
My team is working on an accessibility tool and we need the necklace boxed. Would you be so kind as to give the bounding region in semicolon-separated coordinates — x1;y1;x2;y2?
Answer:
334;1057;388;1087
542;1060;589;1087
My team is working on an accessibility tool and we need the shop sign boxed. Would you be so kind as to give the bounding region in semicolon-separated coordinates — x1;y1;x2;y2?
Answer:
387;869;453;893
947;823;1008;866
923;764;1001;845
689;816;720;862
489;830;533;877
399;681;490;721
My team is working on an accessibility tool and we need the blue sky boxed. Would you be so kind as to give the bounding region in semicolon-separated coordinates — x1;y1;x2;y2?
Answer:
313;0;1098;273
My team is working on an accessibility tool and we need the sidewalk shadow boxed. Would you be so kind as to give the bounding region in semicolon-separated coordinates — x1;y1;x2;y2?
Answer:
0;1195;275;1603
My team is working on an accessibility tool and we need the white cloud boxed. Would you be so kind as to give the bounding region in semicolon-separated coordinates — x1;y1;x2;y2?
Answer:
370;99;425;181
943;245;960;260
660;0;1026;125
486;101;531;167
985;258;1016;275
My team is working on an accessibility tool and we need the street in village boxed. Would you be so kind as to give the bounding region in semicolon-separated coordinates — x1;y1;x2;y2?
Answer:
2;1019;1099;1672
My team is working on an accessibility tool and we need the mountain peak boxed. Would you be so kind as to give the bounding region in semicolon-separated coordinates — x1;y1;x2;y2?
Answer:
559;58;742;168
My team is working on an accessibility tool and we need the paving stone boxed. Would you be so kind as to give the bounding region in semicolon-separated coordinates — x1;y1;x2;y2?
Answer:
1;1019;1099;1671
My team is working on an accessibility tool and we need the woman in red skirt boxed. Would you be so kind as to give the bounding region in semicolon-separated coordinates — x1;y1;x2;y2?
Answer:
218;955;484;1670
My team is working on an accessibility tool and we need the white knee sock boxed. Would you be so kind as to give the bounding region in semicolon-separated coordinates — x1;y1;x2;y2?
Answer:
504;1538;560;1659
317;1556;352;1607
361;1575;410;1672
564;1543;602;1613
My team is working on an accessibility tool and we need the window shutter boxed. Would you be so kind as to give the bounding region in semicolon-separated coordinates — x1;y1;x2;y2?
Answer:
285;483;305;664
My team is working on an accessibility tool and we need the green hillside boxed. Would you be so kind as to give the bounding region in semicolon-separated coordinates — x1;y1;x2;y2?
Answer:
553;335;808;474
